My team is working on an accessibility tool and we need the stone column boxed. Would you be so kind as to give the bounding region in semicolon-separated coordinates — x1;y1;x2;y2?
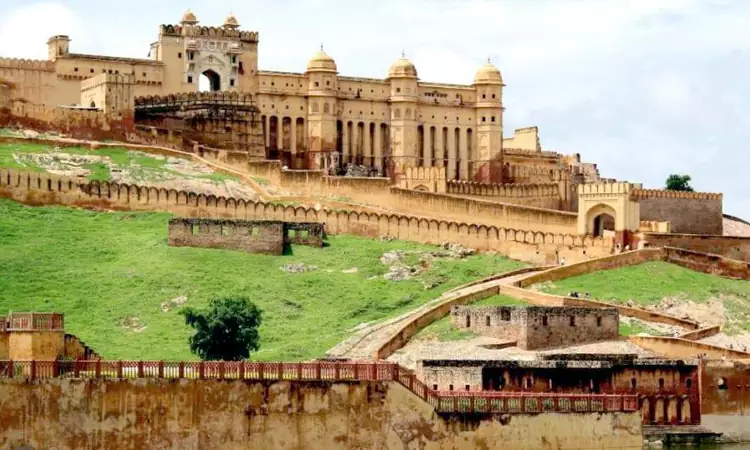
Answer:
374;124;383;172
342;122;350;165
264;117;270;150
276;118;283;152
352;123;359;165
364;123;372;166
423;127;432;167
290;119;297;155
459;128;468;180
448;129;457;180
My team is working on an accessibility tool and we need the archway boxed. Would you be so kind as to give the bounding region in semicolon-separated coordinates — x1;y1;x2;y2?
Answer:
199;69;221;92
585;203;617;237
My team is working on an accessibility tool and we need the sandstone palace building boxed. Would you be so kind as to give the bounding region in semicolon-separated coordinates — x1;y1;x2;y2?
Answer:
2;10;530;181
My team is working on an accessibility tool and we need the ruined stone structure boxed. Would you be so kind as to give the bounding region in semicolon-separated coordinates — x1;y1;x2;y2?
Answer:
168;218;324;254
417;355;700;425
0;312;97;361
450;305;619;350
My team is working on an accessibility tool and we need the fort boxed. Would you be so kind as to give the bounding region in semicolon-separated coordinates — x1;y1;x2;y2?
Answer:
0;7;748;449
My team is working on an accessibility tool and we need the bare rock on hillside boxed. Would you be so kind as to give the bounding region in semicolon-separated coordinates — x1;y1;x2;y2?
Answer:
380;235;396;242
342;267;359;274
380;250;405;265
280;263;318;273
440;242;476;258
119;316;146;333
384;265;417;281
161;295;187;312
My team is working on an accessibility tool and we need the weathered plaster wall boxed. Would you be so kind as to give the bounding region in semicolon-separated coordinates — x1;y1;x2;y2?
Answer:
701;362;750;442
168;218;285;254
7;331;64;360
634;189;723;235
642;233;750;262
0;378;643;450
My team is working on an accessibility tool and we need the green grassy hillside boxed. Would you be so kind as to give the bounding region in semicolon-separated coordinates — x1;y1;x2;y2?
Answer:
0;199;524;361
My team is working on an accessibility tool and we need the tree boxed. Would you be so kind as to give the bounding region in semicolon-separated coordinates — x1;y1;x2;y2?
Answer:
181;296;262;361
665;174;694;192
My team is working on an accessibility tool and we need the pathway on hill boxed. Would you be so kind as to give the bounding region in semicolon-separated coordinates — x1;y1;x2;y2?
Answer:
326;268;542;360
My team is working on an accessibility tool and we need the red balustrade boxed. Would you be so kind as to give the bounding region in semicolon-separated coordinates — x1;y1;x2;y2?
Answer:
6;313;64;331
0;360;638;415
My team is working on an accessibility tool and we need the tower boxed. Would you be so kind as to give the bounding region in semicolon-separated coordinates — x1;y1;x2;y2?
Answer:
473;59;504;182
305;47;338;170
387;54;418;181
47;35;71;62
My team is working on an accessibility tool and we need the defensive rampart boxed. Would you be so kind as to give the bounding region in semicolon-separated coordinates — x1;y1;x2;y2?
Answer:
632;189;723;235
446;180;561;209
0;360;642;450
628;336;750;360
642;233;750;262
0;168;614;265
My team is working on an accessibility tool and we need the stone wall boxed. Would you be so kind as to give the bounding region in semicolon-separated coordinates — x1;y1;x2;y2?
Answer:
633;189;723;235
168;218;285;254
0;168;615;265
450;305;618;350
628;336;750;360
701;361;750;441
642;233;750;262
0;378;643;450
446;180;561;209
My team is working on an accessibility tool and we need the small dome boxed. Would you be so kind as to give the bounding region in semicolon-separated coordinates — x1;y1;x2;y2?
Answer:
474;61;503;85
306;49;337;73
388;56;417;79
181;9;198;24
224;13;239;29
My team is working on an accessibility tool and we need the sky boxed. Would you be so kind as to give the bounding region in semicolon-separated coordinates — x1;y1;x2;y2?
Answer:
1;0;748;217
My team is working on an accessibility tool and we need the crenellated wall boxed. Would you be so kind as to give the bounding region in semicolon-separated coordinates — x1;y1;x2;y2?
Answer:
0;168;614;265
633;189;723;235
446;180;561;209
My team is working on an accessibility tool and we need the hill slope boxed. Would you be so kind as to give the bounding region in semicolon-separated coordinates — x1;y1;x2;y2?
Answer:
0;199;523;361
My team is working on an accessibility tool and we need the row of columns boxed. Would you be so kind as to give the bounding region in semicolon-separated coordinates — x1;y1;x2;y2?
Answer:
262;116;306;154
340;121;388;170
419;126;473;180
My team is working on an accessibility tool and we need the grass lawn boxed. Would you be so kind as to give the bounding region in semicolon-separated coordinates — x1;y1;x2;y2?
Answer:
0;199;525;361
413;294;528;342
536;261;750;306
0;141;239;183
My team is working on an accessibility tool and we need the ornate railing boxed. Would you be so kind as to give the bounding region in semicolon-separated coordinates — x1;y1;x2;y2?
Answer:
6;313;64;331
0;360;638;415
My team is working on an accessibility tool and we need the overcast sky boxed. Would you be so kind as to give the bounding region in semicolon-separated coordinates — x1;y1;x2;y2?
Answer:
1;0;748;217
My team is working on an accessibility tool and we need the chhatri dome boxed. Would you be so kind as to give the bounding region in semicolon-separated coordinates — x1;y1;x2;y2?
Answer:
224;13;239;29
388;54;418;79
181;9;199;25
306;46;337;73
474;59;503;85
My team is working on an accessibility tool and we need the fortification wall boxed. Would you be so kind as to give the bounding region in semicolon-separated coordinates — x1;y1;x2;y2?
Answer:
63;333;100;360
629;336;750;360
446;180;561;209
642;233;750;262
0;168;614;265
0;377;642;450
633;189;723;235
663;247;750;280
0;58;56;105
388;188;577;234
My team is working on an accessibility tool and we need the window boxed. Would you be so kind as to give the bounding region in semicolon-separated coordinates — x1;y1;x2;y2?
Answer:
396;87;401;93
482;94;485;99
525;378;532;389
718;377;728;390
482;117;486;122
659;378;665;389
491;116;496;122
231;56;236;63
631;378;637;390
191;224;199;235
142;72;147;77
501;310;510;321
465;314;471;327
301;230;309;239
187;76;193;83
596;317;602;327
465;385;470;391
221;226;229;236
492;93;496;99
271;81;275;86
433;384;438;390
449;384;454;391
486;316;491;326
74;67;78;72
686;378;693;389
178;52;182;59
288;229;297;238
542;315;548;326
230;79;235;87
90;68;94;73
250;227;259;236
569;316;576;327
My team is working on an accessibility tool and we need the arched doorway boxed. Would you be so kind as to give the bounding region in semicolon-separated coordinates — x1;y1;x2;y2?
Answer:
199;69;221;92
585;203;617;237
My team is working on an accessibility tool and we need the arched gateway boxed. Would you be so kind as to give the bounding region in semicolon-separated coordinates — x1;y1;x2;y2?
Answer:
577;182;642;248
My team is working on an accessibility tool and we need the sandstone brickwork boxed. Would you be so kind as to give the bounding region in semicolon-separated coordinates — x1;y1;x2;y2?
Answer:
633;189;723;235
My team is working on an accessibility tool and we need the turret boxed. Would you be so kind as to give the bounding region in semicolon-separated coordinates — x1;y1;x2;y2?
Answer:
47;35;70;62
305;47;338;170
387;54;419;179
473;59;504;182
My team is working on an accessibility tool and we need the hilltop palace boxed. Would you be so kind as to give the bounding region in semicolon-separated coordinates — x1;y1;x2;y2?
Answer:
0;9;726;250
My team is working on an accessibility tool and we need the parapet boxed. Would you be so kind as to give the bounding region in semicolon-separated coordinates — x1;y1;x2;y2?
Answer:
135;91;255;107
631;188;722;201
159;24;258;42
0;57;54;71
81;73;136;90
578;182;642;196
5;312;64;331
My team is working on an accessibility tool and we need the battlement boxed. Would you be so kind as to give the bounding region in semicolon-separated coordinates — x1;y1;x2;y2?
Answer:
81;73;135;90
578;182;642;196
514;126;539;134
503;148;559;158
134;91;255;106
0;57;54;71
60;53;162;66
631;188;722;201
159;24;258;42
447;180;559;199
